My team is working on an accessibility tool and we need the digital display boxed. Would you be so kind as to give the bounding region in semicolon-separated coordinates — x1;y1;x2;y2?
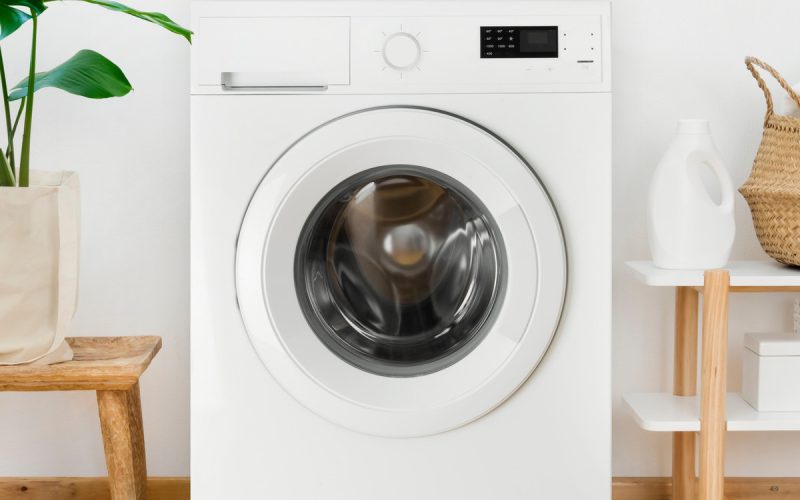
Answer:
481;26;559;59
521;29;556;52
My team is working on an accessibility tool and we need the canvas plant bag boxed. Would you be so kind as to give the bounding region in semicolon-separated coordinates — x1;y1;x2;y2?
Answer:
0;171;80;365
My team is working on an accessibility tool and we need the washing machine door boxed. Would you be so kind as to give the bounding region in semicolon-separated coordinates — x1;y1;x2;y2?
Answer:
236;107;566;437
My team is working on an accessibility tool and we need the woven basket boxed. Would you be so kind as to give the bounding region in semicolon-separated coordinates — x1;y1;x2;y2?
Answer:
740;57;800;266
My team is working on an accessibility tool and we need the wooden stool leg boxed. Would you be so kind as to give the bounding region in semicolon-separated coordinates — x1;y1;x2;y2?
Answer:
698;270;730;500
673;286;699;500
97;382;148;500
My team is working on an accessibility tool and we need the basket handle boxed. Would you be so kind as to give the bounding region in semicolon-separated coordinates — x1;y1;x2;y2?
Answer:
745;56;800;120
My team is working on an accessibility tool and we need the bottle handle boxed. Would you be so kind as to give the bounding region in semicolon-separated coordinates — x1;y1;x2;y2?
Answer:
687;149;735;213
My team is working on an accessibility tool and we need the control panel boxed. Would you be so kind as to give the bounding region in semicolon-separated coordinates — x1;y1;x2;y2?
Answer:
349;15;604;90
480;26;558;59
192;4;610;95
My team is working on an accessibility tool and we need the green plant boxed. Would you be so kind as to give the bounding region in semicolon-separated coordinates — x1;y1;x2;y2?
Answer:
0;0;191;187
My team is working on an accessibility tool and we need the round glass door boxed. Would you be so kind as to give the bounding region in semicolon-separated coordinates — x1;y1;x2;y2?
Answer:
295;166;504;377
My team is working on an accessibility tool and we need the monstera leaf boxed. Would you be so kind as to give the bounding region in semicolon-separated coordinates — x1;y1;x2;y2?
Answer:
0;0;45;40
0;5;29;40
3;0;46;14
9;49;131;100
73;0;192;42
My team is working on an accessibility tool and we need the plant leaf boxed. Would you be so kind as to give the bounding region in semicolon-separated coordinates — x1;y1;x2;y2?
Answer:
0;5;30;40
3;0;46;14
73;0;191;42
9;49;132;101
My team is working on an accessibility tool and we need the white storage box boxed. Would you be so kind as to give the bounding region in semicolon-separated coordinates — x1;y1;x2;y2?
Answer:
741;333;800;412
794;298;800;335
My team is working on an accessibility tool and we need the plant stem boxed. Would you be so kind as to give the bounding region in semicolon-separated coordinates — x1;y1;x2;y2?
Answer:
11;98;24;139
19;11;37;188
0;48;14;182
0;146;13;187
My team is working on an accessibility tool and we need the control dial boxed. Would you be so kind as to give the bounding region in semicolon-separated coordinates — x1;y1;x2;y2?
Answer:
382;32;421;71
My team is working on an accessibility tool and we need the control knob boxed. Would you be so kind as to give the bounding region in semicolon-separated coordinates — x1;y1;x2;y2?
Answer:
382;32;421;71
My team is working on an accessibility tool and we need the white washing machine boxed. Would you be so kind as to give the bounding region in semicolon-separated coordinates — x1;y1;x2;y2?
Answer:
191;2;611;498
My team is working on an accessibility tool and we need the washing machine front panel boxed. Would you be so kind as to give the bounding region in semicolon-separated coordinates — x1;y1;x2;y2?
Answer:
236;107;566;436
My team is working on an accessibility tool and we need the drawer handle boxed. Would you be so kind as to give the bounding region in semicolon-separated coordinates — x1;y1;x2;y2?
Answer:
220;72;328;91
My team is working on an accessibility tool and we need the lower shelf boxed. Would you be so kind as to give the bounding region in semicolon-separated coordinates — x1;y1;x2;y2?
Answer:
623;392;800;432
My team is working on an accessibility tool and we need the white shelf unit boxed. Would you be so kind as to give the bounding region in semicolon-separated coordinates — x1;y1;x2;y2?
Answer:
623;260;800;500
624;392;800;433
627;260;800;288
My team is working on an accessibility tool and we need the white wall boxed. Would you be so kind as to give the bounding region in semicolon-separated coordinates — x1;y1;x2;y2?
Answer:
612;0;800;476
1;0;798;480
0;0;191;476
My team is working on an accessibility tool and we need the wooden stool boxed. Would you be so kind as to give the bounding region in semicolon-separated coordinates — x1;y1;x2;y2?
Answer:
0;336;162;500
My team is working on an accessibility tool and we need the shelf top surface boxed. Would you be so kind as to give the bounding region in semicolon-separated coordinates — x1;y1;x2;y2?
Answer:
624;392;800;432
625;260;800;287
0;336;162;391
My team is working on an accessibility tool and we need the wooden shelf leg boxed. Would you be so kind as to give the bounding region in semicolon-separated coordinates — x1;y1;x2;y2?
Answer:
97;382;148;500
673;286;699;500
698;270;730;500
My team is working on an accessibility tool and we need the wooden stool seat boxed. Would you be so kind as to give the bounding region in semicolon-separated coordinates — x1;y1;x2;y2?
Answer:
0;336;162;500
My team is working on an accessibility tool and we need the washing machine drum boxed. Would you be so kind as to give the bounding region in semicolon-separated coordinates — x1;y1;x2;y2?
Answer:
236;107;566;437
297;167;503;378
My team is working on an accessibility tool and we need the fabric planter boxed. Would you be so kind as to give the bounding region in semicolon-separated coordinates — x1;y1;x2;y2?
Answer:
0;171;80;365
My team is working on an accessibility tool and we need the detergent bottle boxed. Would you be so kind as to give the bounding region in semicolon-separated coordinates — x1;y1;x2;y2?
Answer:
648;119;735;269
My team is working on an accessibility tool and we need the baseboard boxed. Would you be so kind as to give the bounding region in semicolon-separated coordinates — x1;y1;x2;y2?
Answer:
613;477;800;499
0;477;189;500
2;476;797;499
